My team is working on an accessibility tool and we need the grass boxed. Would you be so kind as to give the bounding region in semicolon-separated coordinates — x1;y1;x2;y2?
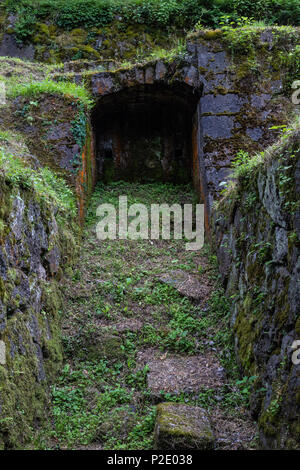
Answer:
144;39;187;63
218;116;300;199
7;79;93;107
0;57;93;110
32;181;257;450
0;149;77;213
113;39;188;71
0;130;22;143
0;57;63;91
44;360;156;449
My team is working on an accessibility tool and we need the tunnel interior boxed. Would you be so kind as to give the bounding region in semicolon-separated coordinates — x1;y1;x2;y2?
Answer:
92;83;200;185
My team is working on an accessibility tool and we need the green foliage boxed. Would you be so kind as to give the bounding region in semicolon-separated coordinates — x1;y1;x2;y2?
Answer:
0;130;21;143
56;0;116;30
7;79;93;107
229;119;300;188
51;384;99;445
70;103;87;170
146;39;188;63
277;155;299;213
71;103;87;150
45;360;156;449
278;45;300;93
13;8;37;44
231;149;264;182
0;149;76;214
125;365;149;390
5;0;300;44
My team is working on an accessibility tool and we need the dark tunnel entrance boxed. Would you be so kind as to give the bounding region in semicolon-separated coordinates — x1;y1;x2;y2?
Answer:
92;83;201;186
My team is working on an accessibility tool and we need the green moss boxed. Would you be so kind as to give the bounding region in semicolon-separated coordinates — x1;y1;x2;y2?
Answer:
234;302;258;372
80;45;100;59
70;28;87;42
154;403;214;450
202;29;223;40
258;385;283;440
0;138;79;448
77;332;124;361
33;23;51;44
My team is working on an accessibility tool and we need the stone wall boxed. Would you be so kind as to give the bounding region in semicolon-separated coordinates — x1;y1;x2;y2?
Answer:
1;26;297;222
0;25;299;449
0;170;78;449
0;93;97;224
189;28;297;215
212;124;300;449
0;10;182;64
78;28;297;221
0;85;91;448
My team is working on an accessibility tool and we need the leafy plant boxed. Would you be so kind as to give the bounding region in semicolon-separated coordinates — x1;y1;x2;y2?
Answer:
8;79;93;107
0;149;76;213
5;0;300;46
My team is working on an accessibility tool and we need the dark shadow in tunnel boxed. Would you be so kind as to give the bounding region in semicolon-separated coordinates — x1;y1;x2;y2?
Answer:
91;83;201;185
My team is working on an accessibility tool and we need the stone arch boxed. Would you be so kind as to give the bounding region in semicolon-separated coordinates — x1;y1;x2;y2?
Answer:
90;65;210;226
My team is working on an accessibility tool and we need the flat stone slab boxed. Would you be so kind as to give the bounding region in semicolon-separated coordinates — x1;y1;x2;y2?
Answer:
114;318;143;333
137;350;224;395
77;332;124;361
154;403;215;450
158;270;208;301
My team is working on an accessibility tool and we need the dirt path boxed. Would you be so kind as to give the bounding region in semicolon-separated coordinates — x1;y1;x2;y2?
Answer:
39;182;257;450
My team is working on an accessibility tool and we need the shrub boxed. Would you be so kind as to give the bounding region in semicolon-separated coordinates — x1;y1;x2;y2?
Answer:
4;0;300;44
55;0;116;30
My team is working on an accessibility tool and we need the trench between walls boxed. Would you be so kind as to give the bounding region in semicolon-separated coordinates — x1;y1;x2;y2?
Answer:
86;82;210;236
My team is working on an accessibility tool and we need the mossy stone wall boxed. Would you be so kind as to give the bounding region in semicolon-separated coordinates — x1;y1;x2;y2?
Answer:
212;129;300;449
0;175;78;448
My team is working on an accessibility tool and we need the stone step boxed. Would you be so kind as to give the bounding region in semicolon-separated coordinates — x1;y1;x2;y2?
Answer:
158;270;209;302
154;403;215;450
136;349;224;400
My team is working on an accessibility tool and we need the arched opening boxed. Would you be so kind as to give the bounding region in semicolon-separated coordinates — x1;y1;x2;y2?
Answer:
92;83;201;187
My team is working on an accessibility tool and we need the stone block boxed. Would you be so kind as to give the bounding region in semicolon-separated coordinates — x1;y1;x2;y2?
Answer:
80;333;124;361
202;115;234;139
154;403;215;450
201;93;244;114
246;127;263;141
250;94;271;109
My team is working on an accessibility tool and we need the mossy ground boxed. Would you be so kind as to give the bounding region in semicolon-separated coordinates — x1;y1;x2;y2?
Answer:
30;182;258;450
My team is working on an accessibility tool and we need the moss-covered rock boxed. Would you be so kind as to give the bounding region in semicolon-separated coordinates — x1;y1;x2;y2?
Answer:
0;140;79;449
77;332;124;362
154;403;215;450
96;406;136;442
